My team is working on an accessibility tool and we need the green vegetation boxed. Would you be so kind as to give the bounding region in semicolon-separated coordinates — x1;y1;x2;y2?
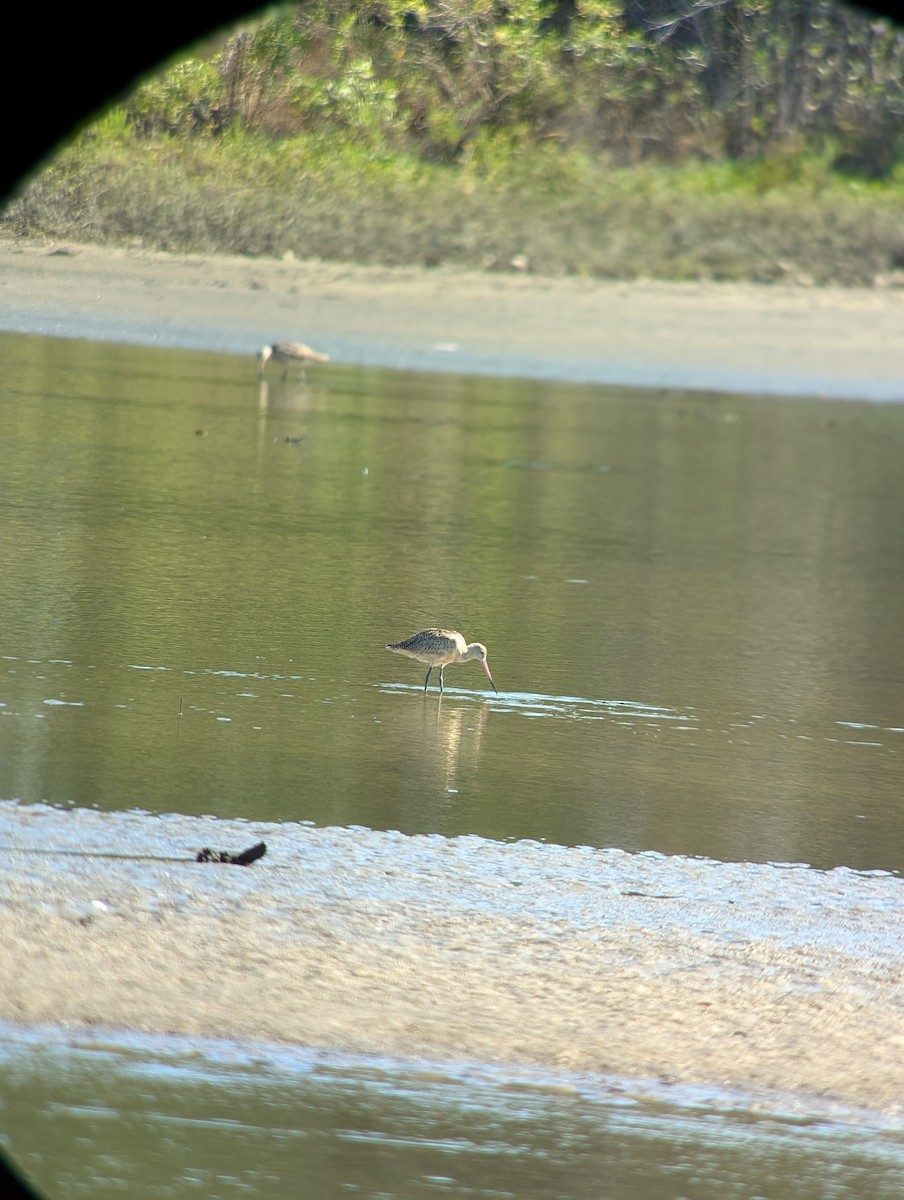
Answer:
5;1;904;284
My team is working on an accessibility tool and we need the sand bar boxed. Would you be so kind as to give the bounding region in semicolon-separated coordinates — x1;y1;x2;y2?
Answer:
0;803;902;1121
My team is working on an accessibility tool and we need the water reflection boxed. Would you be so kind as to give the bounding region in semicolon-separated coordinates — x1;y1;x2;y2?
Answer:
2;331;904;871
382;690;492;797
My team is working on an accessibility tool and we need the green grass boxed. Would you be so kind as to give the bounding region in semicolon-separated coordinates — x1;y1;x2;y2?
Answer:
5;125;904;285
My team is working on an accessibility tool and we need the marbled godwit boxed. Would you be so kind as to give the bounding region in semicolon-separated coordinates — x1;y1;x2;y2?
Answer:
258;341;330;379
386;628;498;694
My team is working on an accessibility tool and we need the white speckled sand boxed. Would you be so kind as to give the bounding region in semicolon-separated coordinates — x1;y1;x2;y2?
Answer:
0;802;901;1120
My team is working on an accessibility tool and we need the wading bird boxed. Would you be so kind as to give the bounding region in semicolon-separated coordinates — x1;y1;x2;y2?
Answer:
386;628;498;694
258;341;330;379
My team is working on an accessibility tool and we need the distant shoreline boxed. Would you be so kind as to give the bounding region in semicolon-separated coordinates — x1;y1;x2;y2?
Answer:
1;236;903;399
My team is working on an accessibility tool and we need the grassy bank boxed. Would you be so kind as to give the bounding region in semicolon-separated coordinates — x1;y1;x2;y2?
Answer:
5;0;904;286
6;124;903;286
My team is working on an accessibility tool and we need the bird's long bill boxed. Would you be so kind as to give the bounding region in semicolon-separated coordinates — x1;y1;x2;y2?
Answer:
481;659;498;693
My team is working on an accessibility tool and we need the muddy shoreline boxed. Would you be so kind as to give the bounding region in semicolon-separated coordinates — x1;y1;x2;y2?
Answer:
1;236;903;398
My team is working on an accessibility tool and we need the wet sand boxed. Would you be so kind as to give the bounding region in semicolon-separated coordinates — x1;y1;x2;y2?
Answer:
1;236;903;397
1;802;902;1121
1;240;903;1121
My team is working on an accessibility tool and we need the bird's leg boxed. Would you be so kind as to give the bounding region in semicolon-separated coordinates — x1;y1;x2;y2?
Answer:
439;665;445;693
423;666;433;692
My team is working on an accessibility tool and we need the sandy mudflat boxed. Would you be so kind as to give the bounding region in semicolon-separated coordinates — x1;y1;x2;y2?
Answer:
1;236;903;397
0;803;902;1122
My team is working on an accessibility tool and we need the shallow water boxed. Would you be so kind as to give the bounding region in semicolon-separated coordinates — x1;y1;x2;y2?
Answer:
2;331;904;1194
3;1024;903;1200
2;330;903;871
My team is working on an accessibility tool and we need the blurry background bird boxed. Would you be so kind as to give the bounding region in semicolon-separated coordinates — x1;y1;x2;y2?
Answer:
258;341;330;379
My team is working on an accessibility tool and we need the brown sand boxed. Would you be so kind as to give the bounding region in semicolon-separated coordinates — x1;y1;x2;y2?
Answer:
1;236;903;397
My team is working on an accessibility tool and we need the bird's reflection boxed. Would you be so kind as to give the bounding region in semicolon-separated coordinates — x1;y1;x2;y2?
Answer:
427;693;491;794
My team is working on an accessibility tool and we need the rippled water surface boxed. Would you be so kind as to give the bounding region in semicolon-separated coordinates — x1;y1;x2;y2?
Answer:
3;1024;904;1200
2;330;902;870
